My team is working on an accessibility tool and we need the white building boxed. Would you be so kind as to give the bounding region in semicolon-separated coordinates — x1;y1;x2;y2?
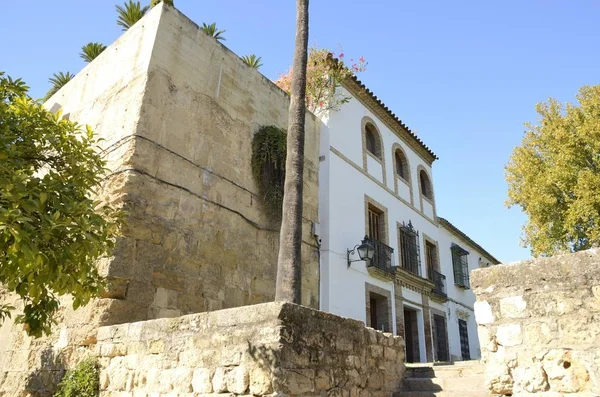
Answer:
317;76;500;363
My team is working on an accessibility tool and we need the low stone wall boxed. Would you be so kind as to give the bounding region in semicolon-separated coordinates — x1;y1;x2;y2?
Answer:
471;248;600;396
96;301;405;396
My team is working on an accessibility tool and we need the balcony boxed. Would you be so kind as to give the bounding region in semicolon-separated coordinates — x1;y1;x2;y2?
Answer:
429;269;447;298
364;237;395;274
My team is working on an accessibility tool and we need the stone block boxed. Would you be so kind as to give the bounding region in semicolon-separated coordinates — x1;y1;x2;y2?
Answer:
496;323;522;347
212;367;228;393
500;295;528;318
225;366;248;394
281;369;314;394
474;301;494;324
249;367;272;395
191;368;213;393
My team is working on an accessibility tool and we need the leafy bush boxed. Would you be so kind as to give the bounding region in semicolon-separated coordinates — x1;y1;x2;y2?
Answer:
251;125;287;222
54;358;99;397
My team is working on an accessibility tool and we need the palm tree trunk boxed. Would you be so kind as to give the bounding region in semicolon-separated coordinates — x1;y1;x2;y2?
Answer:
275;0;309;303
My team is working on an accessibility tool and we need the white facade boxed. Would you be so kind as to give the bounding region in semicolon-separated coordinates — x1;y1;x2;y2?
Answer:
317;83;499;363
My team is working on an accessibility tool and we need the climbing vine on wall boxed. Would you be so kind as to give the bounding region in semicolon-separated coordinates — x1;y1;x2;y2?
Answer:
251;125;287;222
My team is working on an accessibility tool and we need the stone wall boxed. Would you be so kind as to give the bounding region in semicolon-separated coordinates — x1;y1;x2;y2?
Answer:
0;7;162;395
97;302;405;396
472;248;600;396
104;2;321;322
1;4;321;395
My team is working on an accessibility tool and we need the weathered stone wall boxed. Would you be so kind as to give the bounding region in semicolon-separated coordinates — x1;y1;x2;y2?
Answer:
0;7;163;395
1;4;321;395
97;302;405;396
472;248;600;396
110;4;321;322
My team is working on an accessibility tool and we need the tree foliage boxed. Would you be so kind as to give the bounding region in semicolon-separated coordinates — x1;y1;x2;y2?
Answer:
275;47;367;115
201;22;226;41
150;0;174;6
116;0;149;31
241;54;263;70
80;42;107;63
0;72;122;337
44;72;75;102
506;85;600;256
54;358;99;397
251;126;286;222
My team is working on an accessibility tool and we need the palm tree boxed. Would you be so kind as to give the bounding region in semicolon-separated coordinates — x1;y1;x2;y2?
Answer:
275;0;309;303
116;0;149;31
150;0;174;6
44;72;75;101
201;22;226;41
80;42;107;63
241;54;263;70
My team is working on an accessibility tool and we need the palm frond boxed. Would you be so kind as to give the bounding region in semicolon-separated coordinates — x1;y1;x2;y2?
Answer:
44;72;75;101
241;54;263;70
116;0;149;31
201;22;226;41
80;42;107;63
150;0;174;6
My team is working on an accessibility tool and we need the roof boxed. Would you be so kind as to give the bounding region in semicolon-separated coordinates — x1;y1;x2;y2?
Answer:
438;217;501;264
342;75;439;164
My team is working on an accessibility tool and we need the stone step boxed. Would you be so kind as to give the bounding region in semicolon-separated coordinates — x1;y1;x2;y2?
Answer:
392;391;490;397
403;376;486;392
405;361;485;379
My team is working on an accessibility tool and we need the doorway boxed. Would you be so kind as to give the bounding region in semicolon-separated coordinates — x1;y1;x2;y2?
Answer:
432;314;449;362
403;307;421;363
368;292;390;332
458;319;471;360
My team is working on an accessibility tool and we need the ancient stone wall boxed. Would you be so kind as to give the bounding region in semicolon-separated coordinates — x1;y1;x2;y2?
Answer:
111;4;322;322
1;4;321;395
96;302;404;396
0;7;163;395
472;248;600;396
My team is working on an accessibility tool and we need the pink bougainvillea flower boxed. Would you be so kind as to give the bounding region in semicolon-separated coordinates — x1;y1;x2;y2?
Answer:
338;53;344;58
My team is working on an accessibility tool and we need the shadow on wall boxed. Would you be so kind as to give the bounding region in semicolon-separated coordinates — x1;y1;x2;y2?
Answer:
24;347;66;397
247;341;279;371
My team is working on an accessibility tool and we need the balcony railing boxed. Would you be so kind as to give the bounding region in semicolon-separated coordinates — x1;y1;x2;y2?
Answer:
365;237;395;274
430;269;447;298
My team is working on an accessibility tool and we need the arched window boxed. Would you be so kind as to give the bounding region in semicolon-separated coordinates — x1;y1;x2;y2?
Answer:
394;149;409;181
365;123;381;159
420;170;433;200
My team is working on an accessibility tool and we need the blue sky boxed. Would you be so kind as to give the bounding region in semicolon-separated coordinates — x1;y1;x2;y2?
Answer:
3;1;599;263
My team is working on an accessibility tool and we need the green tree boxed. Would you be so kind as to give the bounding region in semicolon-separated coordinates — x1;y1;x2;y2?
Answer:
150;0;173;6
116;0;149;31
80;42;107;63
275;0;309;303
241;54;263;70
54;358;99;397
201;22;226;41
43;72;75;102
0;72;122;337
506;85;600;257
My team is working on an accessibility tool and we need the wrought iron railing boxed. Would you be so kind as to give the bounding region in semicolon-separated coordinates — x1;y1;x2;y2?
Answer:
399;221;421;276
429;269;447;297
364;237;395;274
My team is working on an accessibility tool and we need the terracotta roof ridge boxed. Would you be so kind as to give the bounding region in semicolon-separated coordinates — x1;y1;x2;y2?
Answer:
343;74;438;162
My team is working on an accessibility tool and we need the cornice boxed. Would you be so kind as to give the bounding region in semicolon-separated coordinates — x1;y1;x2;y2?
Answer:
342;77;438;165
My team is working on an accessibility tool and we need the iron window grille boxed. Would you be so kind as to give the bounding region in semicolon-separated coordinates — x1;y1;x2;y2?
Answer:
399;221;421;276
451;243;470;289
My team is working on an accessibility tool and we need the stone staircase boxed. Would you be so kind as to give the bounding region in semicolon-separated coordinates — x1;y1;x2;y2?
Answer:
393;360;489;397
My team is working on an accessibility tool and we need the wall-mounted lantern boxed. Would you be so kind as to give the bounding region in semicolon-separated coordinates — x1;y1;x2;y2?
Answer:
347;236;375;268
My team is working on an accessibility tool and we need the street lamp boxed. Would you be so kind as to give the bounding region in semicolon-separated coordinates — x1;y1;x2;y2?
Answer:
347;236;375;268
